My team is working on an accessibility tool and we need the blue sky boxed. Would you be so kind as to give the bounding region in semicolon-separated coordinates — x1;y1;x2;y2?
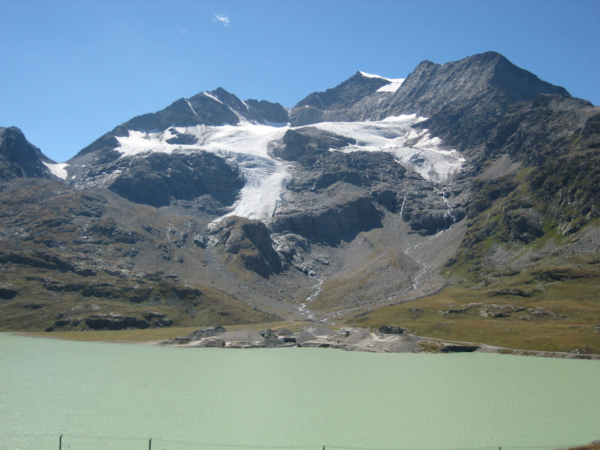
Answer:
1;0;599;162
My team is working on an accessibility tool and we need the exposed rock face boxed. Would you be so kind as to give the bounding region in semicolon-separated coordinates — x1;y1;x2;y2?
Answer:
104;152;244;209
377;325;405;335
209;217;283;278
0;127;56;180
272;187;383;245
503;209;545;243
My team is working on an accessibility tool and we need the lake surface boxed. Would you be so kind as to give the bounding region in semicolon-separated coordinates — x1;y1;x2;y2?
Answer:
1;333;599;450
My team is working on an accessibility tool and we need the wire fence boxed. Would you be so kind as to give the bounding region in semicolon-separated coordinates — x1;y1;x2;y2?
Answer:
0;433;592;450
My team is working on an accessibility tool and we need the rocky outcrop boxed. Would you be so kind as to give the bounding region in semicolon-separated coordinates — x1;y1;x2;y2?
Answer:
85;313;151;330
441;345;479;353
271;188;383;245
291;150;406;191
209;217;283;278
0;252;75;273
88;152;245;209
503;208;545;243
244;99;288;124
80;312;170;330
377;325;406;335
272;127;356;161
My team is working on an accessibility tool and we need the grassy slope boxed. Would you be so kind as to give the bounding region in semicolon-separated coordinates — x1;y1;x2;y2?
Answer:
347;170;600;354
347;283;600;354
0;265;275;331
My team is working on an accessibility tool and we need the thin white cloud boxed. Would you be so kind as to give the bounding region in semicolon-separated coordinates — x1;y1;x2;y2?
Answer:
213;14;230;26
180;29;188;35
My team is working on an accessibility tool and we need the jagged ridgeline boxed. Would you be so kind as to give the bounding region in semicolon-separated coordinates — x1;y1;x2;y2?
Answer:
1;52;599;352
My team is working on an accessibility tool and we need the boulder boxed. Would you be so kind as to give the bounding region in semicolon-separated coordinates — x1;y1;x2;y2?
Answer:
0;287;18;300
23;302;45;310
377;325;405;335
187;325;227;341
273;127;356;161
200;338;225;348
54;317;73;327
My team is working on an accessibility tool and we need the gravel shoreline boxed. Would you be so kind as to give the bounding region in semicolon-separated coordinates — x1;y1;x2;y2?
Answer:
159;325;600;360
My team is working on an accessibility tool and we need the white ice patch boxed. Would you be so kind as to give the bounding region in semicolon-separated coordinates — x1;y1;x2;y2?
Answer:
43;162;69;180
359;71;405;93
310;114;464;183
376;79;404;93
115;121;292;222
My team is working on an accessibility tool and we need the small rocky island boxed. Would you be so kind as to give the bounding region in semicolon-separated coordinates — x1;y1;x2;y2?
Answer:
161;325;600;359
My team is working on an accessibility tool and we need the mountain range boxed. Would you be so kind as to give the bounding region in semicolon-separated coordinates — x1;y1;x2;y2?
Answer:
1;51;599;352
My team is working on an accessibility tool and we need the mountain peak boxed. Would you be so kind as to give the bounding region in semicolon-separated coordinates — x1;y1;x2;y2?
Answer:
0;126;57;181
377;51;572;149
289;70;392;126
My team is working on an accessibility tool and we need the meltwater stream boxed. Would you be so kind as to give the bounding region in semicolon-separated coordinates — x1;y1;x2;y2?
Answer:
1;333;599;450
404;186;456;290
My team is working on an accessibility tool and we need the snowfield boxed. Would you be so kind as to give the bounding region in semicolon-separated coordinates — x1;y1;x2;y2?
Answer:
110;114;464;222
310;114;465;183
43;162;69;180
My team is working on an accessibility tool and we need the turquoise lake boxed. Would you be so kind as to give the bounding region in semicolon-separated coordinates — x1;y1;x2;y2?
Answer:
1;333;599;450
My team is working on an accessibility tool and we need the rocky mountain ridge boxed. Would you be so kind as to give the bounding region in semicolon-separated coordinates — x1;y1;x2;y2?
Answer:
1;51;599;353
0;127;58;181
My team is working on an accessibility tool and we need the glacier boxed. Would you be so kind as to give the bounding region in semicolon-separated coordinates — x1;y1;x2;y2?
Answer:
109;114;463;222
